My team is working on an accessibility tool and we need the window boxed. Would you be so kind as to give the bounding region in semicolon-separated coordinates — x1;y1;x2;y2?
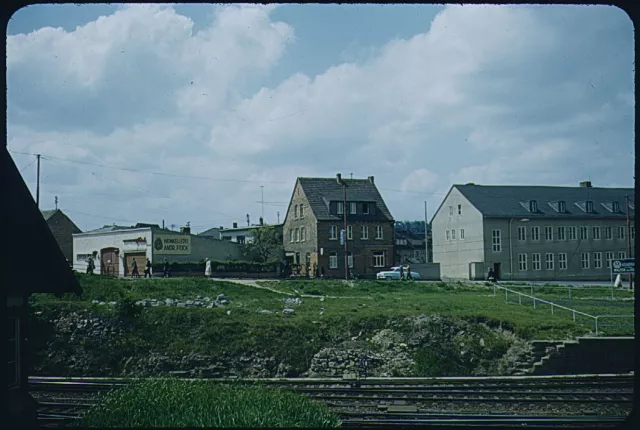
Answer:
329;225;338;240
618;251;627;259
337;202;344;215
361;225;369;240
76;253;91;262
545;226;553;241
545;253;554;270
300;227;306;242
8;317;19;389
329;252;338;269
457;204;462;215
558;253;567;270
294;205;298;219
581;252;589;269
586;201;593;213
460;229;465;240
289;229;294;243
347;252;353;268
529;200;538;212
558;201;566;212
451;229;456;240
613;201;620;212
350;202;357;214
446;229;450;241
531;226;540;241
363;203;370;215
568;226;577;241
492;229;501;252
376;225;383;239
532;253;541;271
594;252;602;269
606;252;614;268
299;205;304;218
517;226;526;241
593;226;601;240
347;225;353;240
617;226;625;240
373;251;385;268
294;228;300;242
605;226;613;240
518;253;527;271
557;226;566;241
449;206;454;216
580;226;588;240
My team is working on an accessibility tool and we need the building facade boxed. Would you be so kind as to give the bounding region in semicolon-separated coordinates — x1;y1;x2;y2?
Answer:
73;224;242;276
283;174;395;278
432;181;635;281
201;220;284;245
394;221;432;264
41;209;82;262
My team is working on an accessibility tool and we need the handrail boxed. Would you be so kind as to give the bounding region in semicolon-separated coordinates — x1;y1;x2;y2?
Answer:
492;284;635;336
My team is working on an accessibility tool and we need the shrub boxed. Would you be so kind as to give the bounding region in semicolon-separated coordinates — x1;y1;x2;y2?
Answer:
78;379;340;428
151;259;280;274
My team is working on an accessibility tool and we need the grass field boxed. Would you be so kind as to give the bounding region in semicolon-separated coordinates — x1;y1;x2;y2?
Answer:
78;379;340;427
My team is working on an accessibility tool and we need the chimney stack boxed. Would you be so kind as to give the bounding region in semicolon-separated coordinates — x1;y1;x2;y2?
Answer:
336;173;342;184
246;214;250;226
368;176;374;184
580;180;592;188
232;222;238;229
259;217;264;226
180;226;191;235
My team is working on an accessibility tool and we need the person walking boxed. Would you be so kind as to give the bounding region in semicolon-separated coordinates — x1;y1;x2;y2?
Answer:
163;259;170;278
205;258;212;278
487;267;496;283
145;258;152;278
131;258;139;278
86;256;95;275
406;263;413;281
399;265;405;281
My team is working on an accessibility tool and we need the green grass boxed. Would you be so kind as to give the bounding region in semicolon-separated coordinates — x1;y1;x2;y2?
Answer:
77;379;340;427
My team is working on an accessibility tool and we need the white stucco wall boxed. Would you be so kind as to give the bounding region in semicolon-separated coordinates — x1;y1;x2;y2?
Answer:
72;228;152;275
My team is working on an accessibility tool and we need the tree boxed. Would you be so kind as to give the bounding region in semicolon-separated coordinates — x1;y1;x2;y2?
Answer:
242;225;283;263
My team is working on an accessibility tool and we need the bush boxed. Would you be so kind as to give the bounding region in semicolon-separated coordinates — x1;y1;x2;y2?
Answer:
151;259;280;274
78;379;340;428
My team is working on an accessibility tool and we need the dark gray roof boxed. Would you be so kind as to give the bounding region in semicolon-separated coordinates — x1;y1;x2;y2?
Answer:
84;225;142;234
455;184;635;219
298;177;393;221
41;209;58;221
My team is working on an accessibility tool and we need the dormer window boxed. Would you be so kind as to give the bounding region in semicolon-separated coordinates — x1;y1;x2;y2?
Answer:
558;200;566;213
363;203;370;215
585;201;593;213
337;202;344;215
529;200;538;212
612;201;620;213
350;202;357;214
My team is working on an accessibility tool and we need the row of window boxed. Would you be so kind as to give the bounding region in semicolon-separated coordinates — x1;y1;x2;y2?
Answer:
336;202;371;215
448;204;462;216
517;251;628;271
516;225;634;242
289;225;386;243
289;227;307;243
328;251;386;269
445;228;465;241
293;204;305;219
491;226;634;252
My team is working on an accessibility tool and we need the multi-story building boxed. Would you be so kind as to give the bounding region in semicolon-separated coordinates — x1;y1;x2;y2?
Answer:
41;209;82;262
283;174;395;278
394;221;431;264
432;181;634;281
200;219;284;245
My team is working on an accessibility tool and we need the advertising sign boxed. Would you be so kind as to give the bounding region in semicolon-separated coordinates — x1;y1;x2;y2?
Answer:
153;235;191;255
612;258;635;274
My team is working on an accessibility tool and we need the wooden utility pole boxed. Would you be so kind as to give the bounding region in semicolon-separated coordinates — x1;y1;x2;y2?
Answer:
626;195;633;290
55;196;58;210
36;154;41;208
343;177;348;280
424;201;428;263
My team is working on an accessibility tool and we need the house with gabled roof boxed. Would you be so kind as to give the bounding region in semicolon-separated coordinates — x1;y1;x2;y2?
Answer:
41;209;82;263
431;181;635;281
283;174;395;279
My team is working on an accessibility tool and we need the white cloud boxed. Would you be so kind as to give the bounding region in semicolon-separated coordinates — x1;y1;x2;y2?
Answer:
7;4;633;230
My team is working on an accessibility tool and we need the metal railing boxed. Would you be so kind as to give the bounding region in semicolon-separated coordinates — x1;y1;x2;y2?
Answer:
492;284;634;336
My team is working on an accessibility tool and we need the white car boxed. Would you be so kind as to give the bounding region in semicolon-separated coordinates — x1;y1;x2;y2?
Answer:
376;266;421;280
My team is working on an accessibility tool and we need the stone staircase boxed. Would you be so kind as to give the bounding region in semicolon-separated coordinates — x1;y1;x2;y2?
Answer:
512;340;578;376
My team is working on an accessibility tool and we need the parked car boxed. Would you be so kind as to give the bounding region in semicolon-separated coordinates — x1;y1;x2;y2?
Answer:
376;266;421;280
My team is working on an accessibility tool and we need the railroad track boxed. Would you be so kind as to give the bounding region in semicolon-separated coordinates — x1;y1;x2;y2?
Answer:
30;374;634;428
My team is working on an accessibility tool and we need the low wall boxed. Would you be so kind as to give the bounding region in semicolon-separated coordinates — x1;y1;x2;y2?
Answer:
410;263;441;280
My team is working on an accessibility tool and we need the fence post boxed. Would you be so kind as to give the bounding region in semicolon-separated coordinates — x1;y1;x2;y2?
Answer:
572;310;576;322
595;317;599;336
494;283;496;296
568;285;572;306
551;303;554;316
530;285;533;298
533;297;536;309
519;294;522;305
505;289;508;302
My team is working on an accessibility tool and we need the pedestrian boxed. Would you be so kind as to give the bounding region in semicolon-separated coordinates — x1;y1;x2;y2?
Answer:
407;263;413;281
131;258;139;278
399;265;405;281
205;258;212;278
320;266;325;279
163;259;170;278
145;258;152;278
86;256;95;275
487;267;496;283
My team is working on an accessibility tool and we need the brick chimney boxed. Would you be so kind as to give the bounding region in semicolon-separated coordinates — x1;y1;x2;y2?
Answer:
580;180;592;188
336;173;342;184
232;222;238;229
259;217;264;226
368;176;374;184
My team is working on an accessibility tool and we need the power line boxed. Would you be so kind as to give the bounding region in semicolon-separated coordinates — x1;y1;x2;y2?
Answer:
18;156;37;173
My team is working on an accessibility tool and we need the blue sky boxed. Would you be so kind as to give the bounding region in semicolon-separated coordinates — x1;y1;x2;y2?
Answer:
6;4;634;232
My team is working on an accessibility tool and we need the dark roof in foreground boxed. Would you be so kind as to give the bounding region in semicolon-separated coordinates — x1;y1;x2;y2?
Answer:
41;209;58;221
454;184;635;219
3;147;81;295
298;177;394;221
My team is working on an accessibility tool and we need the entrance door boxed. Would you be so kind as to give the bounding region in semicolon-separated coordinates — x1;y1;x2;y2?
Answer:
493;263;501;280
101;248;119;277
125;252;146;276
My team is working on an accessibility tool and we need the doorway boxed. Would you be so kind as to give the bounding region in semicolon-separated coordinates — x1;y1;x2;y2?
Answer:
493;262;501;280
100;248;119;277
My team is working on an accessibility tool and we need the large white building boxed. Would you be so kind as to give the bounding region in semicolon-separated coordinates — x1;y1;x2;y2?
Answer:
73;223;242;276
431;181;635;281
